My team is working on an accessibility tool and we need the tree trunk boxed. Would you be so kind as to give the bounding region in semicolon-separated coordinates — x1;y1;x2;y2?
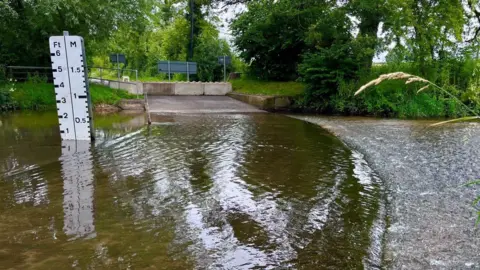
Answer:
358;16;381;70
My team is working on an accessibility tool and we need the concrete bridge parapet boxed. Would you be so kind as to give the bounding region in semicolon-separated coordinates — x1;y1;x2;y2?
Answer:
144;82;232;96
90;80;232;96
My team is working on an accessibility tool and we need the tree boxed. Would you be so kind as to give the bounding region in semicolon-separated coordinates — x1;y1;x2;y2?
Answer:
0;0;144;66
383;0;465;72
193;22;232;81
231;0;330;80
344;0;388;70
186;0;215;60
299;6;360;110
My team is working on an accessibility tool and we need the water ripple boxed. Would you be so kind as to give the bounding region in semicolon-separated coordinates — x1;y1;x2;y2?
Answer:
0;112;387;269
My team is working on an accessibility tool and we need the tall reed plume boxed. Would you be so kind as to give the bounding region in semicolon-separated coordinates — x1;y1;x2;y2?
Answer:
355;72;480;126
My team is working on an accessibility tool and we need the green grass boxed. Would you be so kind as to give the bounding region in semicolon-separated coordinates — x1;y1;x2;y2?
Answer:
10;82;56;110
231;79;305;96
1;82;137;111
89;83;137;105
137;76;165;82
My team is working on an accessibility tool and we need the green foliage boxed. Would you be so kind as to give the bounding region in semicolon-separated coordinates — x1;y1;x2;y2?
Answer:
299;49;357;111
193;23;232;81
98;4;235;82
0;0;143;66
10;82;56;110
297;6;364;110
144;16;190;72
347;0;386;68
0;83;15;111
313;62;476;118
231;78;304;96
231;0;328;80
1;0;236;82
384;0;465;68
231;0;480;117
3;0;480;114
231;56;248;74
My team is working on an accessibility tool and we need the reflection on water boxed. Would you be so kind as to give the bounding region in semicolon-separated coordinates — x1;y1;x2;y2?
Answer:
0;112;386;269
61;140;95;239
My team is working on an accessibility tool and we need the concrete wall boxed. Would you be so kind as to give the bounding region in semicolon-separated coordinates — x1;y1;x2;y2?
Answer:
204;83;232;95
109;81;143;95
174;83;204;95
227;92;293;111
117;99;145;111
91;79;232;96
144;83;174;95
144;82;232;96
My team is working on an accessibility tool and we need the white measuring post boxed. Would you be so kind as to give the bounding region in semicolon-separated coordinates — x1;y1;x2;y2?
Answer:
49;32;93;141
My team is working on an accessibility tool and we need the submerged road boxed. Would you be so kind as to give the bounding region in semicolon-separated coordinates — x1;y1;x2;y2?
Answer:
0;112;386;269
147;96;263;114
290;115;480;269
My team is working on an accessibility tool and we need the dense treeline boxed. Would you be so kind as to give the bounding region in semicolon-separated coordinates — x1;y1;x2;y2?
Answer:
0;0;240;110
2;0;480;117
231;0;480;117
0;0;234;82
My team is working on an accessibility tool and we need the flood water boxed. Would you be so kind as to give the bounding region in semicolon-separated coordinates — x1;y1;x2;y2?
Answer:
0;112;386;269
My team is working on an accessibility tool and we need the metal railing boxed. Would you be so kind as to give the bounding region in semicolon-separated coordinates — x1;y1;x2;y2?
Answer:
3;65;141;97
88;66;138;83
88;67;140;98
3;65;139;81
4;66;54;82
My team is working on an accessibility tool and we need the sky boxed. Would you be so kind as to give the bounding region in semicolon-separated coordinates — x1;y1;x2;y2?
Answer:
216;4;244;45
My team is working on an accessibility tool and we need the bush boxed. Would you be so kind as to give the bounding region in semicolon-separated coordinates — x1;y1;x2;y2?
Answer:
298;58;478;118
0;77;17;111
298;41;360;111
0;84;15;111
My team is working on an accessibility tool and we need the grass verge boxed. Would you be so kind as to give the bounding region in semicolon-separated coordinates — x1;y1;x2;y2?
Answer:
231;79;305;96
1;82;137;111
89;83;138;106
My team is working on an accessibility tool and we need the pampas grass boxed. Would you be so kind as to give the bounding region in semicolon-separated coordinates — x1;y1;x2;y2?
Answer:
429;116;480;126
417;85;430;93
355;72;479;126
354;72;415;96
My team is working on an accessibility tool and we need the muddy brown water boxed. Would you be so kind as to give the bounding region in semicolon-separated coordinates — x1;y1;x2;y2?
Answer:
0;112;386;269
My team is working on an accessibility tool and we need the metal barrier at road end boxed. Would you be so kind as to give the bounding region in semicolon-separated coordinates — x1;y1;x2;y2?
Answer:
89;67;139;97
4;65;140;98
89;66;138;82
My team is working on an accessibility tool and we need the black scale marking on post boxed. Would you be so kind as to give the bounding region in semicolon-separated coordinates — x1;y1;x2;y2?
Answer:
49;34;93;141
